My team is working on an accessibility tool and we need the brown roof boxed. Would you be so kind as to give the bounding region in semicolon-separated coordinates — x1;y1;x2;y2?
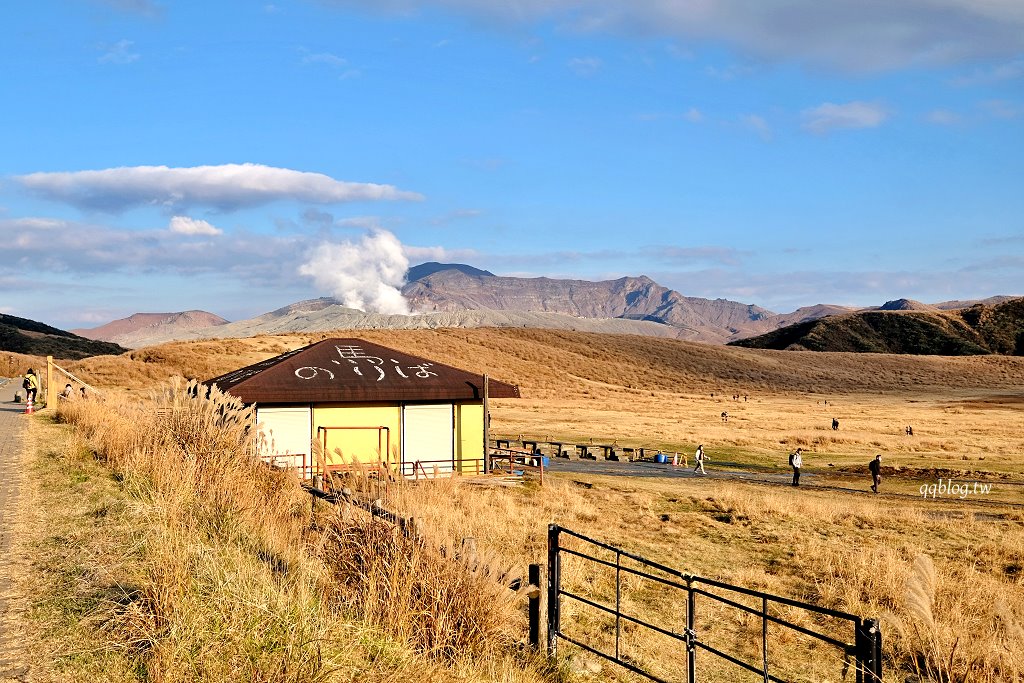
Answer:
205;338;520;404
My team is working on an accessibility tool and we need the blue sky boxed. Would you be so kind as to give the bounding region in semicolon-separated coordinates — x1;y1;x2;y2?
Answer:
2;0;1022;329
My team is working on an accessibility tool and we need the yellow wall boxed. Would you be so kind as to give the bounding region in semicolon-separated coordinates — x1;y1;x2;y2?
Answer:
313;403;401;467
312;401;486;477
455;402;484;474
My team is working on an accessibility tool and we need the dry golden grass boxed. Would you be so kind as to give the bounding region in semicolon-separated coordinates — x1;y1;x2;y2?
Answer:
375;472;1024;682
60;328;1024;396
11;382;552;683
12;328;1024;682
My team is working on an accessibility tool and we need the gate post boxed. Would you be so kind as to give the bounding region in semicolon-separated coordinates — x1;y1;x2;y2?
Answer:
855;618;883;682
546;525;561;656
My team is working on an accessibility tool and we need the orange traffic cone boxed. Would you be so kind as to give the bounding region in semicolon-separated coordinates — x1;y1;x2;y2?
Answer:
23;398;34;415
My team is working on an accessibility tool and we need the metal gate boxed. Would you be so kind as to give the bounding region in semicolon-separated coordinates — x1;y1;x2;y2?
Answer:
545;525;882;683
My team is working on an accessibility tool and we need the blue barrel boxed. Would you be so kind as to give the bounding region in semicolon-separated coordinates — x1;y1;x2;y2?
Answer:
654;453;668;464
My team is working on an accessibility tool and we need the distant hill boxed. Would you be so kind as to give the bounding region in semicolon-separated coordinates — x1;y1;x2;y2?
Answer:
0;313;127;360
740;304;858;337
877;299;937;312
72;310;228;347
729;298;1024;355
401;268;774;344
406;262;494;282
932;295;1018;310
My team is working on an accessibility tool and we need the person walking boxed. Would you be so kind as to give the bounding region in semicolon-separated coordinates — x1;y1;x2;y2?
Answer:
789;448;803;486
869;454;882;493
693;445;708;475
23;369;39;404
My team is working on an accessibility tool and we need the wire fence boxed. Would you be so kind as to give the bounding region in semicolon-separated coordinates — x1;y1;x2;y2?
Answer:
546;525;882;683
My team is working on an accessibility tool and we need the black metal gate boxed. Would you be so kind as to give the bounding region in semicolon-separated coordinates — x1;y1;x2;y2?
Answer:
545;525;882;683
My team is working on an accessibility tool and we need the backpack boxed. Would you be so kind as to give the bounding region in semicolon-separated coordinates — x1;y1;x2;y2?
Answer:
23;378;30;390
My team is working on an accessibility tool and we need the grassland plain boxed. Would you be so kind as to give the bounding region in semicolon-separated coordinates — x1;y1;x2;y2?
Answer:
4;328;1024;682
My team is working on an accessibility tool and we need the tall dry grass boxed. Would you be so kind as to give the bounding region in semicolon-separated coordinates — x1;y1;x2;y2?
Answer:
350;470;1024;683
50;379;548;682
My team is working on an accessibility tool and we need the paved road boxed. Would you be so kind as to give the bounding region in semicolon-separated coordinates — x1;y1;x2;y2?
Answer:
543;453;1024;510
0;379;29;681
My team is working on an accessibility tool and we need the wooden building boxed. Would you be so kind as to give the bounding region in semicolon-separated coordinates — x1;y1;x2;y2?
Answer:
205;338;519;479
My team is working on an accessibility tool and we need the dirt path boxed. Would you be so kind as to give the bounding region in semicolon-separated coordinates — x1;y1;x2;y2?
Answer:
0;379;30;682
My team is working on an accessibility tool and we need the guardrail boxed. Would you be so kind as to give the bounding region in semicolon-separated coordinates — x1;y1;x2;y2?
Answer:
489;447;545;484
397;458;484;479
546;525;882;683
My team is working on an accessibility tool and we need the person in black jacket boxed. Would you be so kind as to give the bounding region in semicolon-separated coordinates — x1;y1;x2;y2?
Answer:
869;454;882;493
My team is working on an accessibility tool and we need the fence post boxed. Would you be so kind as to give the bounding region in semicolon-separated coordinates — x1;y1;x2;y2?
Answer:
482;375;490;474
761;596;769;682
528;563;541;649
855;618;882;682
615;550;622;661
686;578;696;683
546;525;561;656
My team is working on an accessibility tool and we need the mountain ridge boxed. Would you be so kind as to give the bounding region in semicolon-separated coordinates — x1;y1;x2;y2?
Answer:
72;310;229;347
729;298;1024;355
56;263;1021;351
401;269;773;343
0;313;128;360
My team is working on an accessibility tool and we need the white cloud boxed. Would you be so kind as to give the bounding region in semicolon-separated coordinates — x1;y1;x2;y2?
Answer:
96;0;162;17
979;99;1024;119
952;58;1024;86
2;215;466;300
0;215;303;283
169;216;222;235
431;208;482;225
926;109;962;125
684;107;704;123
403;244;479;263
98;39;140;64
302;51;348;68
801;101;889;134
704;63;754;81
567;56;602;76
15;163;423;212
324;0;1024;72
336;215;385;229
741;114;773;141
298;229;412;314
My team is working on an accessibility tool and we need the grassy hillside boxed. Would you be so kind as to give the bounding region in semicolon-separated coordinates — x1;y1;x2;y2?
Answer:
62;327;1024;396
729;297;1024;355
0;313;128;360
57;327;1024;475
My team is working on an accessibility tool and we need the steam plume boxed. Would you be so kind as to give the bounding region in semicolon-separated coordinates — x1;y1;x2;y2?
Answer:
298;229;410;314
